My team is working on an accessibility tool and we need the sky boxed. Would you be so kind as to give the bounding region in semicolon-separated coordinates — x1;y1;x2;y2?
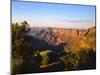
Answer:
12;1;96;29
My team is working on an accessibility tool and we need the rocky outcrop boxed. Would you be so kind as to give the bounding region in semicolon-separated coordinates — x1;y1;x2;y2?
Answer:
50;28;84;45
28;27;96;52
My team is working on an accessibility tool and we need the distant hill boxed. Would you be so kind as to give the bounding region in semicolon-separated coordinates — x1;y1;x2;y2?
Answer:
27;26;96;52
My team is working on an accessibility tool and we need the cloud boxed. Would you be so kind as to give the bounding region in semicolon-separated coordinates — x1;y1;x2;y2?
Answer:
12;18;95;30
48;18;95;25
55;18;94;23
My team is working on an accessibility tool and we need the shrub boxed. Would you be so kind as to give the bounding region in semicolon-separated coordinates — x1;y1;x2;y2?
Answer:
60;48;96;70
76;48;96;70
12;58;23;74
40;50;59;65
12;57;40;74
60;51;80;70
32;50;42;64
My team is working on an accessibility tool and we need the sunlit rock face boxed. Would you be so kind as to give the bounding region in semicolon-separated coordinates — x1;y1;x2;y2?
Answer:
28;27;96;52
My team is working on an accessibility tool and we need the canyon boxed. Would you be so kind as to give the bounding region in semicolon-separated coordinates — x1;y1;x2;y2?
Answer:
28;26;96;52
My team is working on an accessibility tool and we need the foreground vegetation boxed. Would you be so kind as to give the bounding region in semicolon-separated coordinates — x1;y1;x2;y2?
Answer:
11;21;96;74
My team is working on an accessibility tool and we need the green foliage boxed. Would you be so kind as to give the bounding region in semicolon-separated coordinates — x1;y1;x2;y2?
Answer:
12;21;39;74
40;50;52;65
60;48;96;70
32;50;42;64
12;21;31;57
77;48;96;69
12;58;23;74
60;50;80;70
12;57;40;74
40;50;59;65
12;21;55;74
41;54;50;65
